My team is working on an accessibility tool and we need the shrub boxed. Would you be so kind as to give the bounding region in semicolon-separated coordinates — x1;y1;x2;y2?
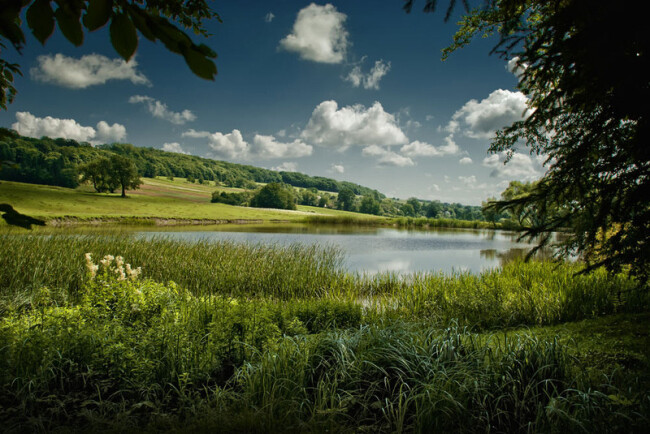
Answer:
250;183;296;210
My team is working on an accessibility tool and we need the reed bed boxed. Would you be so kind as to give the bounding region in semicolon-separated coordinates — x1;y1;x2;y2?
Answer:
0;234;644;328
0;234;346;302
0;233;648;432
389;216;500;229
302;214;505;230
356;261;644;328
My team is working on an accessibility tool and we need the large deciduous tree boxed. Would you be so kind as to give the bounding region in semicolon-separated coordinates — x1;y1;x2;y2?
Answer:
80;156;117;193
109;154;140;197
410;0;649;279
359;195;381;215
336;188;356;212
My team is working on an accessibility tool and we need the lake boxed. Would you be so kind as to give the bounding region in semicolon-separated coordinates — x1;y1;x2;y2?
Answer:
133;224;544;274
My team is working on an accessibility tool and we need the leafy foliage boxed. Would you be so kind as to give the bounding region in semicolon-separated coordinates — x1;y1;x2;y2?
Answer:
0;130;384;197
0;0;220;109
250;182;296;210
359;195;381;215
79;156;117;193
336;187;356;211
108;153;141;197
443;0;650;279
210;190;252;206
0;235;647;431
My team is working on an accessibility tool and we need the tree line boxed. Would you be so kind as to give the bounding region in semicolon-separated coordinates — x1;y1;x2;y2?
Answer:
213;181;486;220
0;129;383;196
1;128;487;219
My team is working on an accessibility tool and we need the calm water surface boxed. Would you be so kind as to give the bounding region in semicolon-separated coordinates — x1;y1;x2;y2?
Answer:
135;225;540;274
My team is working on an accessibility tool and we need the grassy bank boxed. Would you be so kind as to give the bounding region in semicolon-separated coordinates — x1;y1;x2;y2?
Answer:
0;179;364;224
1;234;644;327
1;180;505;230
1;234;648;432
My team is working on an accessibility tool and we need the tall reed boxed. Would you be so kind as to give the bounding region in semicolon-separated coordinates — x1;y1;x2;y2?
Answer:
1;234;645;328
0;234;346;301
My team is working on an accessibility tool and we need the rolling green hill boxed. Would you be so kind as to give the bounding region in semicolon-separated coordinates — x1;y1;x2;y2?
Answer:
0;128;383;197
0;178;377;225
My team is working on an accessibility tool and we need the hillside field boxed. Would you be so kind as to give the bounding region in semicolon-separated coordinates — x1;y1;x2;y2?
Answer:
0;178;376;224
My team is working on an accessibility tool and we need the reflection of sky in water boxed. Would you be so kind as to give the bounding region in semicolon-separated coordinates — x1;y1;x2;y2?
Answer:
135;226;538;275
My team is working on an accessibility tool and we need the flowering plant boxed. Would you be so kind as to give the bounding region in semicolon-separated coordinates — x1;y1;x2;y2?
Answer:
85;253;141;281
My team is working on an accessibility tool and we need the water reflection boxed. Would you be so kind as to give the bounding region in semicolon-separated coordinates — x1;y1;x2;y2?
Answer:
480;246;555;267
7;223;554;275
131;225;541;274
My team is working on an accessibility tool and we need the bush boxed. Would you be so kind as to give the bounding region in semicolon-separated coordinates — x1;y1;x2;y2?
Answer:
250;183;296;210
211;190;252;206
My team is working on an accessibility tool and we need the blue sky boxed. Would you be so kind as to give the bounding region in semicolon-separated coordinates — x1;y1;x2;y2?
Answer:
0;1;544;205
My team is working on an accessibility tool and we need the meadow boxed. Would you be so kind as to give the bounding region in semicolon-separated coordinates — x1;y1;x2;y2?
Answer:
0;179;368;224
1;179;508;234
0;233;648;432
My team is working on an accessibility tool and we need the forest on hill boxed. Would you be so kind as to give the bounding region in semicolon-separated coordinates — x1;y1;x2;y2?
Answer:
0;128;382;197
0;128;492;220
0;128;488;220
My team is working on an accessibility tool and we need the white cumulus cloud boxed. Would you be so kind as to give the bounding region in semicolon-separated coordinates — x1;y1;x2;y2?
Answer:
301;100;408;149
95;121;127;142
181;129;211;139
400;136;460;157
252;134;313;158
330;164;345;173
507;56;528;79
450;89;530;139
458;175;477;187
362;145;414;167
129;95;196;125
482;152;542;181
345;59;391;90
30;53;150;88
279;3;348;64
459;157;473;165
272;162;298;172
205;129;249;159
162;142;189;154
183;129;312;160
12;112;126;144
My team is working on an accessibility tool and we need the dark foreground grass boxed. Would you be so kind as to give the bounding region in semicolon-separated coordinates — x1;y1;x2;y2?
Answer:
0;234;648;432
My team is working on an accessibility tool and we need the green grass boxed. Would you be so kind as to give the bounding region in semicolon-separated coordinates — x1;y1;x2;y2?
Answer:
1;234;648;432
0;179;371;224
1;180;501;230
1;234;645;327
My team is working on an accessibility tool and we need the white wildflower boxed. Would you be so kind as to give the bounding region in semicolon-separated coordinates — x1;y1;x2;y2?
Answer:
84;253;99;278
115;265;126;281
125;263;142;281
100;255;114;268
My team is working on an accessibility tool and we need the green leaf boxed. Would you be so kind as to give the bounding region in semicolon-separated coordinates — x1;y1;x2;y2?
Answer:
183;46;217;80
127;8;156;42
196;43;217;59
83;0;112;31
110;13;138;61
54;6;83;46
149;17;191;55
26;0;55;44
0;2;26;49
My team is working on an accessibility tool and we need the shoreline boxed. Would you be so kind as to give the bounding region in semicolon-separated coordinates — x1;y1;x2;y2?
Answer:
34;215;512;231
